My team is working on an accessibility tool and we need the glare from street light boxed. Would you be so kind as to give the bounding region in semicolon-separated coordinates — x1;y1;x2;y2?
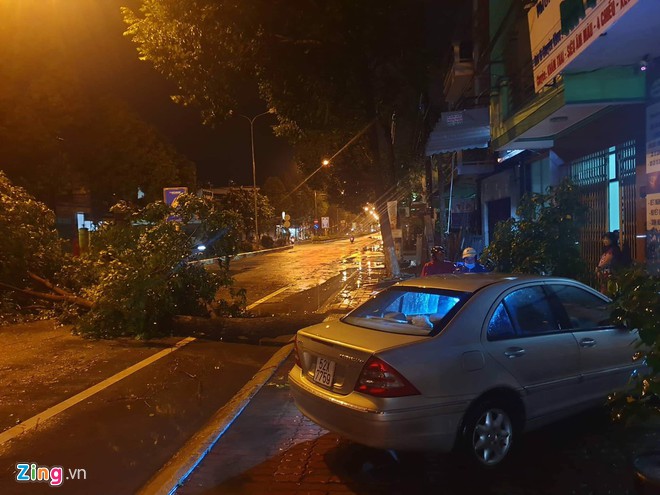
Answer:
322;159;330;166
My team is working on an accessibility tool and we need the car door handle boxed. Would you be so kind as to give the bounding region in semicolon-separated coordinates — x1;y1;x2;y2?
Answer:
504;347;525;358
579;338;596;348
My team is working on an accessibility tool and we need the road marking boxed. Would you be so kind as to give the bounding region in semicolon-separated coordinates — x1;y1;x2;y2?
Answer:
0;336;196;446
246;285;291;310
138;343;294;495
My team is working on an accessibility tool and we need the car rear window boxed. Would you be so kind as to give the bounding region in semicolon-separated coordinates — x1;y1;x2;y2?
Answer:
341;287;469;336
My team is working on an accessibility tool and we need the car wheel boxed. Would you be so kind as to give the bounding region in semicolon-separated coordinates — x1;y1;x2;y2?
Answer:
461;400;515;468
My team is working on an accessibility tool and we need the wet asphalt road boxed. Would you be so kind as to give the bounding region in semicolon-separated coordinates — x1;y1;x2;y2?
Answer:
0;236;380;494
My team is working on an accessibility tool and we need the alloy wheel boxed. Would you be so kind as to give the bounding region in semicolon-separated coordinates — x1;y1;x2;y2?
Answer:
470;407;513;466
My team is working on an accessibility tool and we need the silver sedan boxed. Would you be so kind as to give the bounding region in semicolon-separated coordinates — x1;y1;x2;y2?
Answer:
288;273;642;467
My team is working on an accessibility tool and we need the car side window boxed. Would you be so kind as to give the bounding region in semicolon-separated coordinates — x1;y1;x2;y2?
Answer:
487;302;516;341
548;284;612;330
503;286;560;336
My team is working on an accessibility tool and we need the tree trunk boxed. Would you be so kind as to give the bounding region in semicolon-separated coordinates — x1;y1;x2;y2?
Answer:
374;119;400;278
379;207;400;278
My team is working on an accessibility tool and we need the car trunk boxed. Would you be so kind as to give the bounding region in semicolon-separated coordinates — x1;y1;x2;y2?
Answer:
296;320;428;395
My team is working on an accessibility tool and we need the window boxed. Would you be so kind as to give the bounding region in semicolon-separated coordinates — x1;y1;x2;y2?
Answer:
607;147;620;233
548;284;611;330
343;287;467;336
487;303;516;341
531;157;552;194
502;286;559;336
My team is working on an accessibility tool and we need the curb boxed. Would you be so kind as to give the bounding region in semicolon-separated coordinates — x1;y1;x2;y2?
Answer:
138;342;294;495
189;245;294;266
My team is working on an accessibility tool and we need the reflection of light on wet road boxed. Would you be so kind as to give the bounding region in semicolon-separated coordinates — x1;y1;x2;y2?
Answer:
340;289;352;305
225;236;386;312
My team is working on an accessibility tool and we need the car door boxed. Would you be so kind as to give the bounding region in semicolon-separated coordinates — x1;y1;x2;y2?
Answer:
546;283;640;402
485;285;582;421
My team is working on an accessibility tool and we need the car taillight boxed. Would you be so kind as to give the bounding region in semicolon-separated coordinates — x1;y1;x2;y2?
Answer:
355;356;420;397
293;334;302;368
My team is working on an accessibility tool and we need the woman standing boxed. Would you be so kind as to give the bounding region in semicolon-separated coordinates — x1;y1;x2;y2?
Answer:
596;232;622;295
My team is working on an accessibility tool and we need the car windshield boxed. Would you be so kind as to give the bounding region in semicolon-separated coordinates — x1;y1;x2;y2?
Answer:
342;286;470;336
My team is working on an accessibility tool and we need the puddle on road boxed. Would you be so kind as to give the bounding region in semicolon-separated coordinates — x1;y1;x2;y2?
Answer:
248;259;385;317
249;270;354;316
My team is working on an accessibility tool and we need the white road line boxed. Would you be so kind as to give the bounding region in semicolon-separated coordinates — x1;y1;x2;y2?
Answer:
0;336;196;446
138;343;294;495
245;285;291;310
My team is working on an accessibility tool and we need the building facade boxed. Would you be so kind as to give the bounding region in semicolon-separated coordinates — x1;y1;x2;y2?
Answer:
426;0;660;275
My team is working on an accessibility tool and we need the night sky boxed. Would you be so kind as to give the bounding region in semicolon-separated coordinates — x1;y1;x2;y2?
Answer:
75;0;294;188
19;1;455;190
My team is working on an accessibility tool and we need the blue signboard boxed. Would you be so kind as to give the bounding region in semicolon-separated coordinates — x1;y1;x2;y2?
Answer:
164;187;188;206
164;187;188;221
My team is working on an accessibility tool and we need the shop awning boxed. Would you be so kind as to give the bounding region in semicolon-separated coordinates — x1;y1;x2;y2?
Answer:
425;107;490;156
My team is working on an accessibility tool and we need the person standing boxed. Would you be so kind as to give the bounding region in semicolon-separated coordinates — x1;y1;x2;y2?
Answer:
596;231;622;294
454;247;489;273
421;246;455;276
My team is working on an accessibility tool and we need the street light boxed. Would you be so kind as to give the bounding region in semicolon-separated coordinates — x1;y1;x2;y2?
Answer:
286;159;332;199
282;121;377;203
231;108;275;243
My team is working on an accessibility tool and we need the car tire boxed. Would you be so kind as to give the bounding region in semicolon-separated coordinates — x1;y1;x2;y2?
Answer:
460;400;516;468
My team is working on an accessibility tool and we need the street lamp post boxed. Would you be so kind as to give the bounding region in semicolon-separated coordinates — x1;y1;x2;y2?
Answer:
232;109;274;244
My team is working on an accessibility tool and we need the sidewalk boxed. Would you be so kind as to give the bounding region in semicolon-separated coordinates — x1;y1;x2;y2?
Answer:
174;358;660;495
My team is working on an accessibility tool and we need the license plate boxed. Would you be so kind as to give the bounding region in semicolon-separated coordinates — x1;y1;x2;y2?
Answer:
313;357;336;387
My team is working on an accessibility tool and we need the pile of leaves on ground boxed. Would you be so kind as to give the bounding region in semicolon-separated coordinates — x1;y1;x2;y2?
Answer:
0;172;246;338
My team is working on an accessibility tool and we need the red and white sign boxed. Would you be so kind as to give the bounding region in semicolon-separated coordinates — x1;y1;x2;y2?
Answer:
528;0;638;93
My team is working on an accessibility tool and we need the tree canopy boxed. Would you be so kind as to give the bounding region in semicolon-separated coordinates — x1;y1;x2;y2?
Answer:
482;179;589;280
0;1;196;215
0;171;65;292
123;0;449;273
0;173;246;337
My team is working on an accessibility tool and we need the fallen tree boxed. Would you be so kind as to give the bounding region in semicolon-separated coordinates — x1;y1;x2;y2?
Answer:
1;174;248;338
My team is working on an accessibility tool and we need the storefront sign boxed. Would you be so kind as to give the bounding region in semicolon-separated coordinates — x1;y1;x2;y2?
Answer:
528;0;638;92
647;59;660;274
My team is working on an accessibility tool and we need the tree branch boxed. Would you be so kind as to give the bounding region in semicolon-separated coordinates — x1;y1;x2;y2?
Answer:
0;283;93;309
28;272;69;296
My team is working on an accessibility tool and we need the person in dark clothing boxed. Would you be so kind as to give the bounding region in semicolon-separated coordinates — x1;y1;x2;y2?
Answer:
454;247;489;273
421;246;455;276
596;231;622;295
